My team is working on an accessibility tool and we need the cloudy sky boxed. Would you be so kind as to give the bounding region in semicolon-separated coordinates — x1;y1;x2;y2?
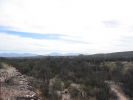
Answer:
0;0;133;55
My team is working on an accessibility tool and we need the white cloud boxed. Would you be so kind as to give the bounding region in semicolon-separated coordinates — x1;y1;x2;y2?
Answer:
0;32;93;54
0;0;133;54
1;32;133;54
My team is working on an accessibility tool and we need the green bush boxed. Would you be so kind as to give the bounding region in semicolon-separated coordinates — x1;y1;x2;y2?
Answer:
53;78;62;91
69;87;79;98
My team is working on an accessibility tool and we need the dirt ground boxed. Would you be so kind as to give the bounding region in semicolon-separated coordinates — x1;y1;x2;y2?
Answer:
105;81;129;100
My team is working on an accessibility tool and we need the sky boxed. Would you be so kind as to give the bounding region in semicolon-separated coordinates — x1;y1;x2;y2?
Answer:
0;0;133;55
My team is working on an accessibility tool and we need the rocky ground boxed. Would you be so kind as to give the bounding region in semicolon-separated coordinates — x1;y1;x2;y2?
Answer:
0;63;42;100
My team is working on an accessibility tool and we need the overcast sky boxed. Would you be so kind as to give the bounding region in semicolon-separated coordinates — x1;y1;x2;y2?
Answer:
0;0;133;54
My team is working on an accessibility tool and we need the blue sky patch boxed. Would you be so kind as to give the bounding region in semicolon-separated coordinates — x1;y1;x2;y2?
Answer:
0;26;61;40
0;26;89;44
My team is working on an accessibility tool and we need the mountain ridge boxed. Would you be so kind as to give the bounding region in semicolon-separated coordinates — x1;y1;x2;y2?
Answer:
0;51;133;57
0;52;83;57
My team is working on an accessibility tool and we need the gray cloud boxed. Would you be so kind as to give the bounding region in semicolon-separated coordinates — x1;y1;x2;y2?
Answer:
103;20;120;28
119;36;133;43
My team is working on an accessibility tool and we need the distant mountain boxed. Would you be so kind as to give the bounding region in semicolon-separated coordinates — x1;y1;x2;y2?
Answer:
65;53;80;56
46;52;84;56
47;52;63;56
1;51;133;57
0;52;87;57
0;53;38;57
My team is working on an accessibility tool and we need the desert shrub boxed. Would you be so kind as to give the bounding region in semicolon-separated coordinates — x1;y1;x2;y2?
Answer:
69;87;79;98
53;78;62;91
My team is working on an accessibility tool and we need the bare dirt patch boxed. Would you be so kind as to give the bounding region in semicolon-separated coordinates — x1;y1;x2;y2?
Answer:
105;81;129;100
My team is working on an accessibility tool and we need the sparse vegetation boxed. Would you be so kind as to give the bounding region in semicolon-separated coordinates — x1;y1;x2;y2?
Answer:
0;53;133;100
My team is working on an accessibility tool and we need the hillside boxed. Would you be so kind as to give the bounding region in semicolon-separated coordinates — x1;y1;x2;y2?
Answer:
91;51;133;58
0;63;42;100
0;51;133;100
